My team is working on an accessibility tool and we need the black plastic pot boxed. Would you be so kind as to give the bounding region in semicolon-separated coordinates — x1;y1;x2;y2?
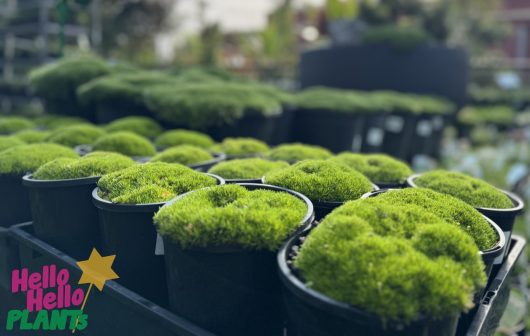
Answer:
206;112;282;143
0;227;19;291
225;178;264;184
277;228;460;336
311;185;381;220
373;182;408;189
380;112;418;161
188;153;226;172
44;98;96;122
22;174;100;260
360;113;386;153
271;106;295;145
161;183;315;336
0;175;31;228
92;174;224;307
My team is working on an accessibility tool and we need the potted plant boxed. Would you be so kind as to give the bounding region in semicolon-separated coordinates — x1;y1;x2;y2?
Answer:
329;153;413;188
150;145;225;171
457;106;515;138
11;130;51;144
45;124;105;148
104;116;163;139
0;136;25;152
264;160;376;219
92;131;157;159
0;144;78;227
0;117;35;135
154;129;215;150
210;137;270;159
407;170;524;261
278;196;489;336
92;162;224;305
22;152;134;259
208;158;289;183
34;114;90;130
267;143;332;163
154;183;314;336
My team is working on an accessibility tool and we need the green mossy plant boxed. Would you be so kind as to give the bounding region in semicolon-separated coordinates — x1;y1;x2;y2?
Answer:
46;124;104;147
104;116;163;138
329;153;413;184
208;158;289;180
0;143;78;176
294;87;373;113
150;145;213;166
267;143;332;163
97;162;217;204
12;130;51;143
361;25;431;50
210;137;269;158
0;136;25;152
458;105;515;126
34;115;90;130
414;170;513;209
154;129;215;149
154;184;307;250
92;131;156;157
264;160;373;202
0;117;35;134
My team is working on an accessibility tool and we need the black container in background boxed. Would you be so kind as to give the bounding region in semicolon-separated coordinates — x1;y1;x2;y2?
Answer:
0;175;31;228
188;153;226;172
312;200;345;221
22;174;100;260
206;113;281;144
271;106;295;145
380;112;418;161
360;113;386;153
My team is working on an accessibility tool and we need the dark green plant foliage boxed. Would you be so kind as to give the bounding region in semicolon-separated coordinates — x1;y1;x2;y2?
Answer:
154;129;214;149
208;158;289;180
329;153;413;184
0;136;25;152
267;143;332;163
46;125;105;147
104;116;163;138
154;184;307;250
210;137;269;157
97;162;217;204
34;115;91;130
29;56;111;101
12;130;51;144
264;160;373;202
92;131;156;157
414;170;513;209
295;87;374;112
295;197;485;322
374;188;498;250
0;143;79;176
33;151;135;180
150;145;213;165
362;25;431;49
458;105;515;126
0;117;35;134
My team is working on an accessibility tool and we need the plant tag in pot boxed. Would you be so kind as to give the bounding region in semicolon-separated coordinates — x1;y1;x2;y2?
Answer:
385;116;404;133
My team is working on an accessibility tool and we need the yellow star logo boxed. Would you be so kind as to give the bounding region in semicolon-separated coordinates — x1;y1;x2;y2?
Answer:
77;248;119;291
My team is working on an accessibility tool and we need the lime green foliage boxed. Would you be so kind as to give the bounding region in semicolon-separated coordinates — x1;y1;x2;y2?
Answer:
33;152;135;180
0;143;78;175
92;131;156;157
267;143;332;163
0;136;25;151
154;129;214;149
362;25;431;49
295;197;485;322
208;158;289;180
211;137;269;157
104;116;163;138
330;153;413;184
374;188;498;250
151;145;213;165
294;87;374;113
34;115;90;130
414;171;513;209
97;162;217;204
0;117;35;134
29;56;111;101
46;124;104;147
264;160;373;202
12;130;51;143
155;184;307;250
458;105;515;126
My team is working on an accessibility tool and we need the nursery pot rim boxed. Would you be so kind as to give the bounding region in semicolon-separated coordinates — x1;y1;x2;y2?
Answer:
92;173;225;213
22;174;100;188
406;174;525;214
158;182;315;253
188;152;226;170
225;178;263;184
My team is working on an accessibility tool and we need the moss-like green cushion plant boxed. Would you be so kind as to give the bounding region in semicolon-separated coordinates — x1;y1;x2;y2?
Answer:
361;25;431;50
154;129;214;149
373;188;498;250
329;153;413;184
104;116;163;138
12;130;51;143
34;115;90;130
154;184;307;250
264;160;373;202
150;145;213;166
46;124;105;147
208;158;289;180
294;198;486;323
413;171;513;209
0;143;79;176
267;143;332;163
294;87;374;113
458;105;515;126
210;137;269;158
92;131;156;157
0;117;35;134
97;162;217;204
0;136;25;152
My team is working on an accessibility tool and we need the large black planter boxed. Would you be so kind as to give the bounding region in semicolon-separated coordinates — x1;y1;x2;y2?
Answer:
360;113;386;153
206;113;282;144
380;112;418;161
161;183;314;336
0;175;31;228
22;174;101;260
44;98;96;123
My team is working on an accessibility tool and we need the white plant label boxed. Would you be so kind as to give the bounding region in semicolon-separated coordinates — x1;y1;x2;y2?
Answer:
366;128;384;146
